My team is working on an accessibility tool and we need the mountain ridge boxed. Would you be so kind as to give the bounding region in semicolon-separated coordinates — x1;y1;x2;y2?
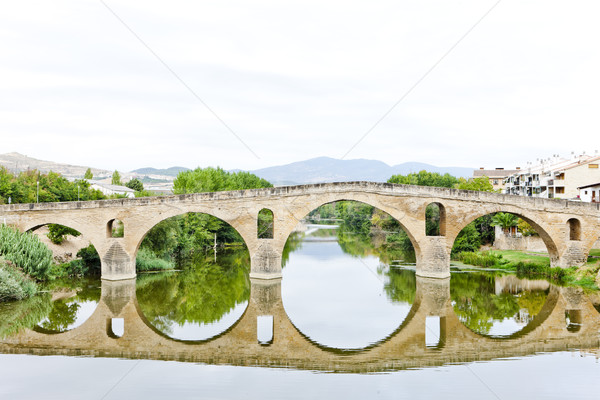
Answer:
0;152;475;185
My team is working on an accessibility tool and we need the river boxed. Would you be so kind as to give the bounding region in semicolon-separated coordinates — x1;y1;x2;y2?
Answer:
1;223;599;399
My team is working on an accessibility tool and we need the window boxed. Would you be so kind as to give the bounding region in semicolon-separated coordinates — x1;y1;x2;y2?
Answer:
425;202;446;236
257;209;274;239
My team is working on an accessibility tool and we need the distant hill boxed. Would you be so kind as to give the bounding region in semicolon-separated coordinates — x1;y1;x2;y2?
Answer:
0;152;110;178
249;157;474;185
1;152;475;186
131;166;190;177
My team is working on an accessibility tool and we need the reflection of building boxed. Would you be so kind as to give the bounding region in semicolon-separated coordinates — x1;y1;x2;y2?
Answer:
503;153;600;199
473;168;520;192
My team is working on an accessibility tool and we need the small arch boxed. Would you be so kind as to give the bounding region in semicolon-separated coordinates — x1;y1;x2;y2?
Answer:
257;315;274;345
257;208;274;239
567;218;581;241
107;219;124;238
108;317;124;338
425;202;446;236
565;310;582;332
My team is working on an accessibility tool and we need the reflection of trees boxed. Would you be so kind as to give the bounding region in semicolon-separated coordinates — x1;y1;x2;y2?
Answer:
383;269;416;304
0;293;52;338
282;232;304;268
37;280;101;332
450;273;548;335
136;250;250;336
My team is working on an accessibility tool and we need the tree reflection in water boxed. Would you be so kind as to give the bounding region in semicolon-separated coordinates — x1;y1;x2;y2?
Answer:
136;249;250;339
450;272;549;336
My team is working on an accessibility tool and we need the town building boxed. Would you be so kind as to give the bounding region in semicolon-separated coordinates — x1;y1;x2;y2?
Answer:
90;182;136;198
503;152;600;200
578;183;600;203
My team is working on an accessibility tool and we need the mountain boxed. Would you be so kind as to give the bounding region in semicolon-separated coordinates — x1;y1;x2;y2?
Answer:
249;157;474;185
0;152;475;186
131;167;190;177
0;152;110;178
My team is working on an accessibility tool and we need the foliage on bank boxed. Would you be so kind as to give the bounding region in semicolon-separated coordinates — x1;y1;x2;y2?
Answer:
0;225;53;280
0;167;105;204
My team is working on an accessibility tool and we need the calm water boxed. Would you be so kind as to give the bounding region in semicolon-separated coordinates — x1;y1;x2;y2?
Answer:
1;225;600;399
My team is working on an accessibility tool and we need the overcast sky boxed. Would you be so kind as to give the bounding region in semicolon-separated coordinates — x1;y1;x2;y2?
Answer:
1;1;598;172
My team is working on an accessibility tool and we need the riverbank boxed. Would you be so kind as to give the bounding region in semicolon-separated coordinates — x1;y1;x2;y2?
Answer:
453;249;600;290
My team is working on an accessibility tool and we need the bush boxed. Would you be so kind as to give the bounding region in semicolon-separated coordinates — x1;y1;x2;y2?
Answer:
0;260;38;301
513;261;565;281
136;248;175;272
0;225;53;280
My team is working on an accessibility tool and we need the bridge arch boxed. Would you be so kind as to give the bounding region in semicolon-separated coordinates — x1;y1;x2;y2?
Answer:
279;195;422;257
447;206;560;265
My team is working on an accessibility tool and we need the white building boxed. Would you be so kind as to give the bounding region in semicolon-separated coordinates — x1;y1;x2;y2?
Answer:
578;183;600;203
90;182;135;198
504;152;600;200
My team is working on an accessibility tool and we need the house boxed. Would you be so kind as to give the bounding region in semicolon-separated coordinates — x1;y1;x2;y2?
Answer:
473;168;521;192
90;182;135;198
578;183;600;203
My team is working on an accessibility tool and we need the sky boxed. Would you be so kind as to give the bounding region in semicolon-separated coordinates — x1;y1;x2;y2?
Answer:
1;0;599;172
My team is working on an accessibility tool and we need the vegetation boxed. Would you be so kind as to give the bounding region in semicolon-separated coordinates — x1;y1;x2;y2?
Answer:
0;167;105;204
0;259;38;301
125;178;144;192
111;170;122;186
0;225;53;281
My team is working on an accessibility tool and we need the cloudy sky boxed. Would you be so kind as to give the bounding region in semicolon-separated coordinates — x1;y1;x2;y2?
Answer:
1;1;598;172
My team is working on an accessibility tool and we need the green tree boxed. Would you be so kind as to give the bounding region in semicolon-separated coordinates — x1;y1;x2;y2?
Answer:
125;178;144;192
111;170;122;186
491;212;518;234
387;170;459;188
457;176;494;192
84;168;93;180
46;224;81;245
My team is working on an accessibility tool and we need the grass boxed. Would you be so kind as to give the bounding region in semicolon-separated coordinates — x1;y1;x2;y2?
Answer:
136;248;175;272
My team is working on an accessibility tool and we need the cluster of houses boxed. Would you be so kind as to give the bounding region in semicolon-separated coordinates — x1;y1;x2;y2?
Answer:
475;152;600;203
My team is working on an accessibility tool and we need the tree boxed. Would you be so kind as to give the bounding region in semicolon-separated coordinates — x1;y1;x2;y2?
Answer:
111;170;122;186
457;176;494;192
47;224;81;245
387;170;459;188
491;212;518;234
84;168;93;180
125;178;144;192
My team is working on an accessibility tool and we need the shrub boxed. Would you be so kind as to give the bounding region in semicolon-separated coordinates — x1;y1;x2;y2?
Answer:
0;260;38;301
454;251;504;268
0;225;53;280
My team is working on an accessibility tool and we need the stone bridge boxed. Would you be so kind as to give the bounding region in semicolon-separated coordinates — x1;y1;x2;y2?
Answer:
1;277;599;372
1;182;599;280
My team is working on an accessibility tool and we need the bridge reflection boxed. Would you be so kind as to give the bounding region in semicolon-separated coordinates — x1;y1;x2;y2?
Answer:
1;277;599;372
